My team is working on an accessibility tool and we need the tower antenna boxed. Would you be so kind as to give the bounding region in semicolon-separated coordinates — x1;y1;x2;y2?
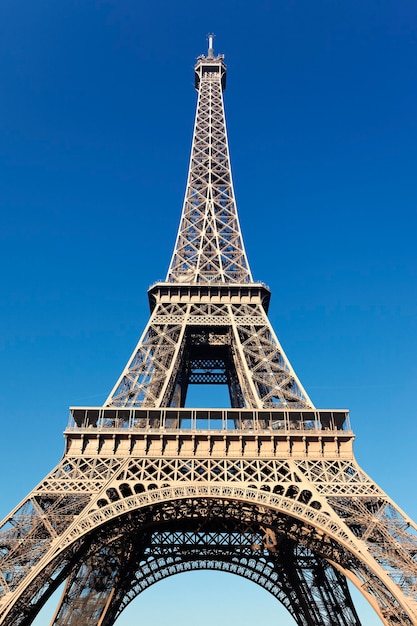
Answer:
207;33;215;58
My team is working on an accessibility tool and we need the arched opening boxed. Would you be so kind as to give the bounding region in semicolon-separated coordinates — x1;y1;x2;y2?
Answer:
7;496;400;626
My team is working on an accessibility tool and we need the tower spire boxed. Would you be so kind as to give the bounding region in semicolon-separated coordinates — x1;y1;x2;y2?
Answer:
207;33;215;58
167;40;251;284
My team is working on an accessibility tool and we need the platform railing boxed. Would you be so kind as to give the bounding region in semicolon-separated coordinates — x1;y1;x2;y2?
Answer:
67;407;351;433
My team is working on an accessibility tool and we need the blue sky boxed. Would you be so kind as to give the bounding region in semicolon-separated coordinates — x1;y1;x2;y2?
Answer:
1;1;416;624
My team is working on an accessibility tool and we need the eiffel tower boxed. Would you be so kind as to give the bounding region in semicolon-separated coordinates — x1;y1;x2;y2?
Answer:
1;36;417;626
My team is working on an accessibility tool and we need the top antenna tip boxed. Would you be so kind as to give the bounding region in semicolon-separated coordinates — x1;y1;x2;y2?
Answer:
207;33;215;57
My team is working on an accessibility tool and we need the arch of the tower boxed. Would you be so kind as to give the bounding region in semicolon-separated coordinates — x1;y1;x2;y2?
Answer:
52;529;362;626
1;490;413;626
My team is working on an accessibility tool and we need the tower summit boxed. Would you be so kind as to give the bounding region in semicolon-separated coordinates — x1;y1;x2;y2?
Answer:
0;39;417;626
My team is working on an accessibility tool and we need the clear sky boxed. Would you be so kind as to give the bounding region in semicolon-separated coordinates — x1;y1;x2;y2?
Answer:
1;1;416;624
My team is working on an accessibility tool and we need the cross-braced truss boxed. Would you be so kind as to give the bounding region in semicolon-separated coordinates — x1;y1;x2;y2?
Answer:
105;289;313;409
1;37;417;626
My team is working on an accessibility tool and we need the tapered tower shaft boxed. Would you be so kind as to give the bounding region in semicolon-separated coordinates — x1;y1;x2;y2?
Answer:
167;43;252;284
104;40;312;410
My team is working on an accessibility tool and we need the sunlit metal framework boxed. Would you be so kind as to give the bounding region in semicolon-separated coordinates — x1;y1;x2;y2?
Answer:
1;37;417;626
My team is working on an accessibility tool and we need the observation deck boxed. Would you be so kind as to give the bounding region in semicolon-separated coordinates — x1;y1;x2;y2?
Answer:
65;407;354;459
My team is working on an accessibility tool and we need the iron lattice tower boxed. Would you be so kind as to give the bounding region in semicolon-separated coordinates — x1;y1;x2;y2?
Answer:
1;37;417;626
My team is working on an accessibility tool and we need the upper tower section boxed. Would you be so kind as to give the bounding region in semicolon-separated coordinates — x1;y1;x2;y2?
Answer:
194;33;227;92
167;36;253;285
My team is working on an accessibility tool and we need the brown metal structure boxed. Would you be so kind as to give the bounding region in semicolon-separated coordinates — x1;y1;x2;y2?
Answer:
1;37;417;626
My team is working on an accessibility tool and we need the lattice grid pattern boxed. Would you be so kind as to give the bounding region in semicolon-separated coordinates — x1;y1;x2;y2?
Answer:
105;300;312;409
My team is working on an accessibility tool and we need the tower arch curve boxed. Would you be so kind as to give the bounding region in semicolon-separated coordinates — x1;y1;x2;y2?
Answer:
1;489;413;625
